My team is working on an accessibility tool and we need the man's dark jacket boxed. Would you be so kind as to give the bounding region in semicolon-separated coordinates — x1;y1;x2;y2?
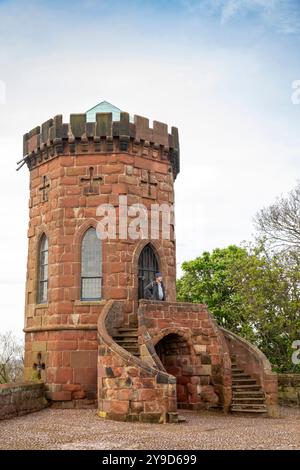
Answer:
144;280;166;301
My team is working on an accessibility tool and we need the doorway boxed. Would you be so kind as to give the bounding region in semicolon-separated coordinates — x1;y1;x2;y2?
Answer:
155;333;192;408
138;244;159;300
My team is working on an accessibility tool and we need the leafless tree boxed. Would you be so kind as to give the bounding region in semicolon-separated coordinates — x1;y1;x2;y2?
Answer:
0;331;24;384
254;182;300;252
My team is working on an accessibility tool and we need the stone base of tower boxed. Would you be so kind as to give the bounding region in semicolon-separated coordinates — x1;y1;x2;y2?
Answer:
50;399;97;409
24;329;98;407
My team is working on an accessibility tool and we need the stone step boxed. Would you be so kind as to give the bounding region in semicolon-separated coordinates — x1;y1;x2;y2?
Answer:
231;373;252;379
232;403;267;409
120;344;139;351
119;344;139;352
118;328;138;332
114;332;139;338
231;407;267;413
230;356;266;414
232;397;265;403
232;403;267;410
114;337;138;344
112;327;141;358
232;378;257;385
232;383;261;391
233;389;262;394
233;391;265;398
114;337;139;343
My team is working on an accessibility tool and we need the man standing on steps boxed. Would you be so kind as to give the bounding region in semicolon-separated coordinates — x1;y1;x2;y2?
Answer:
144;272;166;301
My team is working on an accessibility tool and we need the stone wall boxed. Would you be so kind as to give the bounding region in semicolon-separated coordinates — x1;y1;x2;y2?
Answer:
138;300;232;412
98;301;178;423
25;328;98;404
0;382;47;420
278;374;300;406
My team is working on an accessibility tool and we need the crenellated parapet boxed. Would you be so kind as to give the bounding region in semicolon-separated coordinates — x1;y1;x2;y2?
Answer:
21;112;180;178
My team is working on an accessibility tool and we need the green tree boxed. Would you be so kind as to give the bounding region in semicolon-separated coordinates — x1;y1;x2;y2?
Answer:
177;243;300;372
177;245;250;334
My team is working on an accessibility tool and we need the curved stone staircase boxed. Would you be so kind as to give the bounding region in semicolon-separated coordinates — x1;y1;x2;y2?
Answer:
113;328;139;357
98;301;278;422
221;328;278;417
231;356;267;414
98;301;178;423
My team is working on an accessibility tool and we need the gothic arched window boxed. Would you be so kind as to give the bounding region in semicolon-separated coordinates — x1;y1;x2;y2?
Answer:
38;234;48;304
81;227;102;300
138;244;159;300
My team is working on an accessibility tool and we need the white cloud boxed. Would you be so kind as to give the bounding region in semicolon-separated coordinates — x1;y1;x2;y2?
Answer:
181;0;300;34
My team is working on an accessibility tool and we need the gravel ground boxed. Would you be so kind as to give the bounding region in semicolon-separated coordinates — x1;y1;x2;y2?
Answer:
0;407;299;450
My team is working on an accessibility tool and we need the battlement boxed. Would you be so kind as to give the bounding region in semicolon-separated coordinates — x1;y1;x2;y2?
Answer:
21;111;180;178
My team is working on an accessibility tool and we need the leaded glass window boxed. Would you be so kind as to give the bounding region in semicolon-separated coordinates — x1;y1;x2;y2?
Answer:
38;234;48;304
81;227;102;300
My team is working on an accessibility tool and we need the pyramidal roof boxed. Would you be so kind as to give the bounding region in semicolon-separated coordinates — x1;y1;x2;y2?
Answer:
86;101;133;123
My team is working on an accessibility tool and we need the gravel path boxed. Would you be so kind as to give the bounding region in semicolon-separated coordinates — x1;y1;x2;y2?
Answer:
0;407;299;450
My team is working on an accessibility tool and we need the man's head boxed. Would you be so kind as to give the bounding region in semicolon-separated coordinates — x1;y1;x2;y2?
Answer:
155;272;163;283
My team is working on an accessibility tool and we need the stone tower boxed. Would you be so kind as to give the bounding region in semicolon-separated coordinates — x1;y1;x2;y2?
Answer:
21;101;277;421
22;102;179;404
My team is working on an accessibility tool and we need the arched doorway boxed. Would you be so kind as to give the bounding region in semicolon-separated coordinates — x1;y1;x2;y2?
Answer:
155;333;193;409
138;244;159;300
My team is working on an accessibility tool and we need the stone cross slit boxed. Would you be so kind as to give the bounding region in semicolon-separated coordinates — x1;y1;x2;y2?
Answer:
33;352;45;380
80;166;103;194
39;175;50;202
141;170;158;197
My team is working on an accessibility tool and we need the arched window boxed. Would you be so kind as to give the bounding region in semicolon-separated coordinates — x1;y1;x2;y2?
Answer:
138;244;159;300
38;234;48;304
81;227;102;300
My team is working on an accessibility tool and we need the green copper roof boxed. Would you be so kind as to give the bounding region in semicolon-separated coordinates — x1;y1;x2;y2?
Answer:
86;101;133;123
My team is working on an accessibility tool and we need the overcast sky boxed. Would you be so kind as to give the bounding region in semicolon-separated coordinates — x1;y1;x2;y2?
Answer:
0;0;299;334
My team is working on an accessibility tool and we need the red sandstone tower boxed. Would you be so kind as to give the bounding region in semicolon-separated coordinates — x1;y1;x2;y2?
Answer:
21;101;277;422
22;102;179;405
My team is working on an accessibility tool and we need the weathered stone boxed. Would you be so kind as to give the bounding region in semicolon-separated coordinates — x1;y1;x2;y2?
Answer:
140;412;164;424
0;383;47;420
194;344;207;354
96;112;112;137
70;114;86;138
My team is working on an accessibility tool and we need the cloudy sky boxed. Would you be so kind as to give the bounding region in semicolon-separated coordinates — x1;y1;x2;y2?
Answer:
0;0;299;334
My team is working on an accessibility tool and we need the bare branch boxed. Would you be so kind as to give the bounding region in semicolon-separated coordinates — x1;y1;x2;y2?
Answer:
0;331;24;384
254;182;300;251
